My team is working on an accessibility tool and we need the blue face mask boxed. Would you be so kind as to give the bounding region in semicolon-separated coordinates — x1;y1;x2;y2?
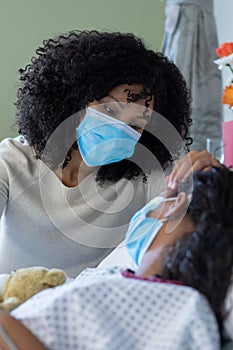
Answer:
125;196;177;266
76;107;141;167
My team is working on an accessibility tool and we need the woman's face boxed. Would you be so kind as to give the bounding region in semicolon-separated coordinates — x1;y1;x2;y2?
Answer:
87;84;154;134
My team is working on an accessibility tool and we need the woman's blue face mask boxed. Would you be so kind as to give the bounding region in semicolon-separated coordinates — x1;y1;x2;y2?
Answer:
76;107;141;166
125;196;177;266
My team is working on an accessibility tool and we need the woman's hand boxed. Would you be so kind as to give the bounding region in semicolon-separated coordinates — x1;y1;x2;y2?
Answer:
165;150;220;192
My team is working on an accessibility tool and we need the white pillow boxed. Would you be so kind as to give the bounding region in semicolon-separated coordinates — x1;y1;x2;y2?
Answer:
98;239;137;270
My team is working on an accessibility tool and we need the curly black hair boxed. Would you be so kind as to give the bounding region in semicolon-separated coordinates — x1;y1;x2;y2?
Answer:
16;30;192;182
162;166;233;335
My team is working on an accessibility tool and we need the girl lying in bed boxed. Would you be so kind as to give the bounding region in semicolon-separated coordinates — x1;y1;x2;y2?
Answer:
1;166;233;350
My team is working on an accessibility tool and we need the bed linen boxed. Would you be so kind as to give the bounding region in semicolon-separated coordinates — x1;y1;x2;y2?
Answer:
12;266;220;350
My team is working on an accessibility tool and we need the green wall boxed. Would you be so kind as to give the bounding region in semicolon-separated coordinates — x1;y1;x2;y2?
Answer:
0;0;165;140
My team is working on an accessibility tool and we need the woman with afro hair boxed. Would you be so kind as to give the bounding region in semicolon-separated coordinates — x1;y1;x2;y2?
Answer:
0;30;219;277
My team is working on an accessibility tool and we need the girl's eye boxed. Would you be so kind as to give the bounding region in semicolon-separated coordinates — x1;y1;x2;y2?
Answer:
104;105;117;116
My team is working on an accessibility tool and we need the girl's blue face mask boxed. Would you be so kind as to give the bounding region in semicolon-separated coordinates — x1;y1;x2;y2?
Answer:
76;107;141;167
125;196;177;266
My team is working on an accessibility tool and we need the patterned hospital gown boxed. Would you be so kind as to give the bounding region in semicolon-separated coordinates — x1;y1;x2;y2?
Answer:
12;266;221;350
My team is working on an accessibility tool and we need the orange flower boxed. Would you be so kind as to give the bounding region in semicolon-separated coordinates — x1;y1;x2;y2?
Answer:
216;42;233;57
222;84;233;108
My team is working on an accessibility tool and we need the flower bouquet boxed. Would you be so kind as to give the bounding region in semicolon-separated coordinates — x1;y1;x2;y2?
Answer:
214;42;233;167
214;42;233;108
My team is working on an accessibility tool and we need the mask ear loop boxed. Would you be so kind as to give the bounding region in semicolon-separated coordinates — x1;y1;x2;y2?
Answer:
162;194;192;234
163;197;177;202
150;197;174;234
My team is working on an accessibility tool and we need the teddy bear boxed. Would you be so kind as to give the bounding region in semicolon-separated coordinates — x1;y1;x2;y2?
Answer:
0;266;67;311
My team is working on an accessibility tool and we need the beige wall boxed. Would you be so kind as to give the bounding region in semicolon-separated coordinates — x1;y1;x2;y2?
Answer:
0;0;165;140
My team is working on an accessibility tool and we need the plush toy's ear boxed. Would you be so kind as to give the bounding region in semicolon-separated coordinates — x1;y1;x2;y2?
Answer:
42;269;66;287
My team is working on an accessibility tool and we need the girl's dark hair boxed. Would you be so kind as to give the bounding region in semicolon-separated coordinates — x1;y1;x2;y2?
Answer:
162;166;233;334
16;30;192;182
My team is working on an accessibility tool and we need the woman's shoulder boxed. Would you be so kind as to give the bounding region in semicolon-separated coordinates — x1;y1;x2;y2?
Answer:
0;135;29;148
0;136;38;178
0;136;33;161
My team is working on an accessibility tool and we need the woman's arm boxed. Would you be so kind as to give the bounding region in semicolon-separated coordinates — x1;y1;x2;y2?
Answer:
0;161;9;218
